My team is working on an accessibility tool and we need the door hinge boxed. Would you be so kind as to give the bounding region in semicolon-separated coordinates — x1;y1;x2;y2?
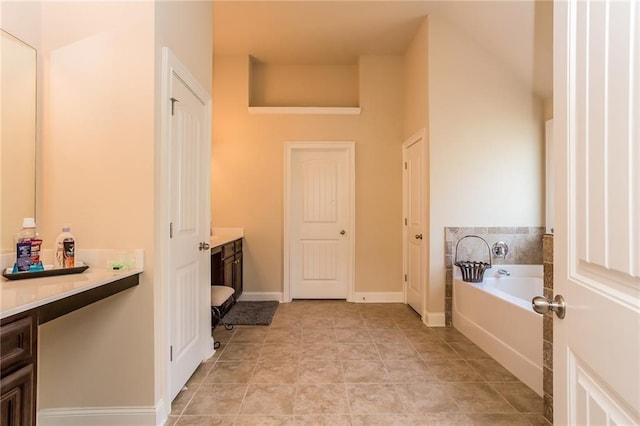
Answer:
170;222;173;238
404;162;407;170
170;97;179;116
404;218;407;226
404;274;407;282
170;345;173;362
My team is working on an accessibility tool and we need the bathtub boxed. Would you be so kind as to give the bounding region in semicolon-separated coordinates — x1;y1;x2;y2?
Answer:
452;265;543;395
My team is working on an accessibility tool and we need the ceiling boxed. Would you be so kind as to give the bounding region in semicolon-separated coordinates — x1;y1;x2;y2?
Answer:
212;1;553;99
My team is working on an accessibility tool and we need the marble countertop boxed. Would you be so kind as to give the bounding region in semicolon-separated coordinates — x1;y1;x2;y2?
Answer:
210;227;244;249
1;267;143;320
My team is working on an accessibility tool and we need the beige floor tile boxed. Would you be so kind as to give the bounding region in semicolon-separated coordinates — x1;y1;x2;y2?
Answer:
298;342;340;362
448;341;491;359
218;343;262;362
384;360;436;383
186;363;214;386
258;343;301;362
300;317;333;329
491;382;544;413
522;413;552;425
294;414;351;425
443;382;515;413
294;383;350;414
239;383;297;415
265;328;302;343
467;358;518;382
432;328;471;343
374;328;411;343
409;412;472;425
183;383;247;416
166;415;179;425
300;328;336;343
171;388;196;415
464;412;530;425
231;327;269;343
333;316;366;329
346;383;405;414
204;361;256;384
363;317;399;329
335;328;373;343
428;359;484;382
338;342;381;361
212;327;236;344
343;360;390;383
376;342;421;361
414;342;460;361
394;383;459;413
175;415;236;425
297;360;343;383
351;414;414;425
234;415;295;425
251;360;299;383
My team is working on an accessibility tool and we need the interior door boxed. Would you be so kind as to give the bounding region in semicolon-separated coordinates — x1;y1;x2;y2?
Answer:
553;1;640;424
288;143;354;300
403;131;425;316
168;67;211;401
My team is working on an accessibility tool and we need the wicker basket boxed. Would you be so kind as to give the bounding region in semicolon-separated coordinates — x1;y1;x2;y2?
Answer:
454;235;492;283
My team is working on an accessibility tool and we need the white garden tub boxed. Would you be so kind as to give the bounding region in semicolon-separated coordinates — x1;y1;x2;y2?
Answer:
452;264;543;395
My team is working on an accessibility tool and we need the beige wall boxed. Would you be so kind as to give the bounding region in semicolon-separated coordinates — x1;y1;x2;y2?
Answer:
428;13;545;315
3;0;212;417
212;55;404;296
403;18;429;140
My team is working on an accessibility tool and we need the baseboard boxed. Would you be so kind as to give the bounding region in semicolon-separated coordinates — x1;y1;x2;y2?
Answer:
238;292;283;302
352;292;404;303
424;311;446;327
38;405;161;426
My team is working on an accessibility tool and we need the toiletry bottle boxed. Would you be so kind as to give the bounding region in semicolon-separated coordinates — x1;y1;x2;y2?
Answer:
55;225;75;268
15;218;37;271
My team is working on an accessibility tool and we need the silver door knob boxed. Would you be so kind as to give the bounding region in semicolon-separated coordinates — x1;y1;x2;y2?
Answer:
340;230;346;235
415;234;423;240
199;242;210;251
532;294;566;319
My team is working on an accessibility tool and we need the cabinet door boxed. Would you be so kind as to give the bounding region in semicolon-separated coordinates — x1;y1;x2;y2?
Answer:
0;364;34;426
233;252;243;298
223;256;234;288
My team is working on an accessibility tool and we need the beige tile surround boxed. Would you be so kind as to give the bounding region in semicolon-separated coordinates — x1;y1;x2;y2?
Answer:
168;301;549;425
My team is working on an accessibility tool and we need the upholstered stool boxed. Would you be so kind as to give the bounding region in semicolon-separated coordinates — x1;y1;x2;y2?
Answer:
211;285;235;331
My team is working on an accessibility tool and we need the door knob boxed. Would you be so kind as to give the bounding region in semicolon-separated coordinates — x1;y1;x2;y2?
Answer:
415;234;423;240
340;230;346;235
532;294;566;319
199;242;210;251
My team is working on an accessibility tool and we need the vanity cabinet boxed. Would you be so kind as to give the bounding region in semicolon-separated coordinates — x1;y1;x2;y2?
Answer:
0;312;36;426
211;238;243;318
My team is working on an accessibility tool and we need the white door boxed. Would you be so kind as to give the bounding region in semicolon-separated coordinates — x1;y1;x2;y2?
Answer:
403;131;426;316
166;51;212;402
285;143;355;300
553;1;640;424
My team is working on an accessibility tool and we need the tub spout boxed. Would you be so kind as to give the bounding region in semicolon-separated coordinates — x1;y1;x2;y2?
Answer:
498;268;511;276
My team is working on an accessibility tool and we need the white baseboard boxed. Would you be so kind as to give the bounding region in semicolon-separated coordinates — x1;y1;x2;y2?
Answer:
424;311;446;327
238;292;283;302
352;292;404;303
38;405;161;426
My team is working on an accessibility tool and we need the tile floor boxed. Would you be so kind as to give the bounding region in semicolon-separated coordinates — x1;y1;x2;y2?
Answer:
167;301;549;425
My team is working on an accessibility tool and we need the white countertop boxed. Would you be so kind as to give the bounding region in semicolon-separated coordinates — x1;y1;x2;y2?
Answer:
1;267;143;320
210;227;244;248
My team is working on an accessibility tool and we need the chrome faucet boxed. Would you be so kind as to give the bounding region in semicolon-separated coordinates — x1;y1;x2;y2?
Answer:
497;268;511;276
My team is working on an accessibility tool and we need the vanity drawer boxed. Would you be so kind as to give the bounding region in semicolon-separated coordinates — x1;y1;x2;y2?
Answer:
0;315;34;372
222;242;236;258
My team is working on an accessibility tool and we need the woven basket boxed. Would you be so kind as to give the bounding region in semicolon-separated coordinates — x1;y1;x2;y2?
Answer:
454;235;492;283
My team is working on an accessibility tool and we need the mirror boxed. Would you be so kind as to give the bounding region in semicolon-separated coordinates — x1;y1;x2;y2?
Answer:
1;30;37;253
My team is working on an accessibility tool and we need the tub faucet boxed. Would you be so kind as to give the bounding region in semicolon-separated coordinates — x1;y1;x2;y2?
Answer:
497;268;511;276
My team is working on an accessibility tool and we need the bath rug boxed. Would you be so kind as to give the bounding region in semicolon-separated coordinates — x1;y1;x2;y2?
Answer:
222;301;279;325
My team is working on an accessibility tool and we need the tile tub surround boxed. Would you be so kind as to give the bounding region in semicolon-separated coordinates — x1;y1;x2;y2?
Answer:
444;226;545;326
542;234;553;423
168;301;548;425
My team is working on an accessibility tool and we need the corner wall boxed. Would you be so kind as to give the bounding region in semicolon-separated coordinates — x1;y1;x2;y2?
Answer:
428;13;545;318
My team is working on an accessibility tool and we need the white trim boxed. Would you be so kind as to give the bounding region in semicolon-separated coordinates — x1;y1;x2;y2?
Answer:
283;142;356;303
158;47;212;416
248;106;361;115
424;311;446;327
352;292;404;303
238;292;283;302
38;406;161;426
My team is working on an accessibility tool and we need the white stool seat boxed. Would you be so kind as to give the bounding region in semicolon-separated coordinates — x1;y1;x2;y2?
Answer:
211;285;235;307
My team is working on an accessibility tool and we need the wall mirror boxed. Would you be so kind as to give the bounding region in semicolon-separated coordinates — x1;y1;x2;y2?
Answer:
1;29;37;253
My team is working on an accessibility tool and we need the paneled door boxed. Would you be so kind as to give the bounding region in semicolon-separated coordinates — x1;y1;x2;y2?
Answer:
553;1;640;424
403;130;426;316
165;49;212;402
285;142;355;300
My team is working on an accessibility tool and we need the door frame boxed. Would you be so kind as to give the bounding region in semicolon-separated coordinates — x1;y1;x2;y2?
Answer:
157;47;212;417
283;141;356;303
402;129;427;318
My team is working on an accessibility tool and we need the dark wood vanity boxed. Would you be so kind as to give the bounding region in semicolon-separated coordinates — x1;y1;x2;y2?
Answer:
211;238;243;319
